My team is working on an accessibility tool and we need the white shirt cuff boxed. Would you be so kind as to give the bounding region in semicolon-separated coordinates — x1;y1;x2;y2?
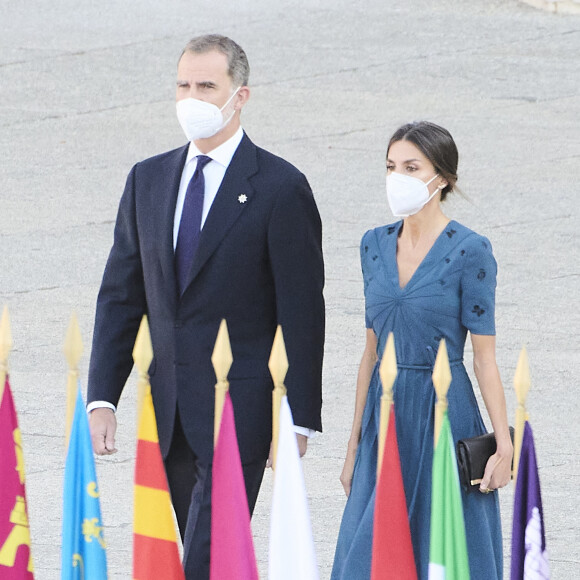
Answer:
293;425;316;438
86;400;117;414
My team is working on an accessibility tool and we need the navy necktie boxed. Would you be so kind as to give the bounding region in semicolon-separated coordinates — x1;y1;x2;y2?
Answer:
175;155;212;293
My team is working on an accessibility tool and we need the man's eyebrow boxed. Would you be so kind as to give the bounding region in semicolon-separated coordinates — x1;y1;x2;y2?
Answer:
175;80;218;88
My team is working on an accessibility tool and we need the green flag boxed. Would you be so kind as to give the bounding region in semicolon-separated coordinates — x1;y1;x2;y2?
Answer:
428;412;470;580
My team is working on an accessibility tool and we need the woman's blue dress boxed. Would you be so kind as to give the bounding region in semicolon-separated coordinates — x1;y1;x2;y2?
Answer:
331;220;503;580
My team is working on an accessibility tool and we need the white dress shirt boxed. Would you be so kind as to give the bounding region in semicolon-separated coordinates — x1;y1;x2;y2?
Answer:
89;127;313;438
173;126;245;248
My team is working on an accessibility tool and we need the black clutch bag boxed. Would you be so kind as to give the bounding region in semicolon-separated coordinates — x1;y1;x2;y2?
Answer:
456;427;514;493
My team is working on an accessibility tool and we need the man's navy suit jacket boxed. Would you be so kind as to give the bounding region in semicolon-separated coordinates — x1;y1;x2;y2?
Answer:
88;133;325;464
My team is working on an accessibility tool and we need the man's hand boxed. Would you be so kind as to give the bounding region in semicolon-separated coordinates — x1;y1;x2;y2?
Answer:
89;407;118;455
266;433;308;468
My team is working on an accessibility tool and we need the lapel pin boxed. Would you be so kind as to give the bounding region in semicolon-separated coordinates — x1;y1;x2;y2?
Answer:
238;194;248;204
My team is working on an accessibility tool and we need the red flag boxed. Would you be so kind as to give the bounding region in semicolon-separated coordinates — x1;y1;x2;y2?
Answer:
371;405;417;580
133;387;184;579
210;392;258;580
0;378;34;578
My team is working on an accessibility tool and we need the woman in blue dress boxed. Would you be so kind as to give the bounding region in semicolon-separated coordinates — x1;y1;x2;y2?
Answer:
332;122;513;580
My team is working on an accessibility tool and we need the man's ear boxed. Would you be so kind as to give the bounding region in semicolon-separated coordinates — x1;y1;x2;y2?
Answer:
235;86;250;110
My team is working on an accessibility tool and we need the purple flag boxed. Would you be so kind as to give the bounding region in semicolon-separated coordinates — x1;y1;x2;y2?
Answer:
511;422;550;580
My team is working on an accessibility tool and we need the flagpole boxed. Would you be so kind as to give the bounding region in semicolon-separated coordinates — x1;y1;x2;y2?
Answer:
513;347;530;482
0;305;12;402
432;339;452;447
63;312;83;450
212;319;233;448
133;316;154;424
268;325;288;471
377;332;397;478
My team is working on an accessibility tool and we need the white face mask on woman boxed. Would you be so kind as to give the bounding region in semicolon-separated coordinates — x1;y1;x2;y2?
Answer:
176;87;241;141
386;172;440;218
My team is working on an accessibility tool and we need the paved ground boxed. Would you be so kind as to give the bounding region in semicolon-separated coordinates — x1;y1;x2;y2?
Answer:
1;0;579;577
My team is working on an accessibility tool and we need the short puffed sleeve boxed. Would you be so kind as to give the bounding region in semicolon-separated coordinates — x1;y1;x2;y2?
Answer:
460;235;497;335
360;230;374;329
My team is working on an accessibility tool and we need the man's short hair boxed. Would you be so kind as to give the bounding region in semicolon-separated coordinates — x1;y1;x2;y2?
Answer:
181;35;250;87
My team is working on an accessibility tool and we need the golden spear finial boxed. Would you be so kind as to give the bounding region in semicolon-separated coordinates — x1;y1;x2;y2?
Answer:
268;325;289;471
133;316;154;424
513;346;530;481
377;332;397;477
0;305;13;403
63;312;83;449
211;319;233;447
432;339;452;447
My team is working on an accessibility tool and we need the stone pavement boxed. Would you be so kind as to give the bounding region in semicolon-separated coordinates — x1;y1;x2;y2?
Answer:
1;0;579;577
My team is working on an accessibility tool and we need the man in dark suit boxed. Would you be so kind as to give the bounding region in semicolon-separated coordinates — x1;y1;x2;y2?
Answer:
87;35;324;579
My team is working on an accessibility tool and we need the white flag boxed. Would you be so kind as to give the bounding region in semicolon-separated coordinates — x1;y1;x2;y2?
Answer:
268;396;319;580
523;508;550;579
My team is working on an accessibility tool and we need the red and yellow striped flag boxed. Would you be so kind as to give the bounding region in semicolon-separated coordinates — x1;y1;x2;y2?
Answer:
133;386;184;580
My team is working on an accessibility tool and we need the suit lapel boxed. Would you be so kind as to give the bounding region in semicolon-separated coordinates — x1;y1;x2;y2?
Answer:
157;145;189;306
183;134;259;291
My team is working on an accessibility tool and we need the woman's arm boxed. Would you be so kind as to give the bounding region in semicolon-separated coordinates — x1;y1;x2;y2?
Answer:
471;333;513;491
340;328;378;496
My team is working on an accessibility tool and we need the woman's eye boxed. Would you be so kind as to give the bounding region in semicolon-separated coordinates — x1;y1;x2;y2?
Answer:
386;165;394;172
406;166;417;172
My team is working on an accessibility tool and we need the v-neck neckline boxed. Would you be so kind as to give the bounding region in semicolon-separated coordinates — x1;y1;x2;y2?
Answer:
393;219;455;291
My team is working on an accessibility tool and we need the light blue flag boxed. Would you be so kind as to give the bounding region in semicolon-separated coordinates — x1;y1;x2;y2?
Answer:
61;385;107;579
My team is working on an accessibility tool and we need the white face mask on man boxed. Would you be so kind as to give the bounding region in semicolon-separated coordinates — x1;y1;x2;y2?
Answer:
386;172;441;218
176;87;241;141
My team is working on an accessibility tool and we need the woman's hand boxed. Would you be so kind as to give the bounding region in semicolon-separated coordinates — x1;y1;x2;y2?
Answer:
340;443;358;497
471;334;514;495
479;444;513;493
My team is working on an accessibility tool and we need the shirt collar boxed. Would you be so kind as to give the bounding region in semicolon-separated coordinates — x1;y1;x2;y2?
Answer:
185;126;245;168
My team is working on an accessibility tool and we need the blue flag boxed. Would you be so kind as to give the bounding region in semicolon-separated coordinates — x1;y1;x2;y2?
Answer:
511;421;550;580
61;385;107;579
